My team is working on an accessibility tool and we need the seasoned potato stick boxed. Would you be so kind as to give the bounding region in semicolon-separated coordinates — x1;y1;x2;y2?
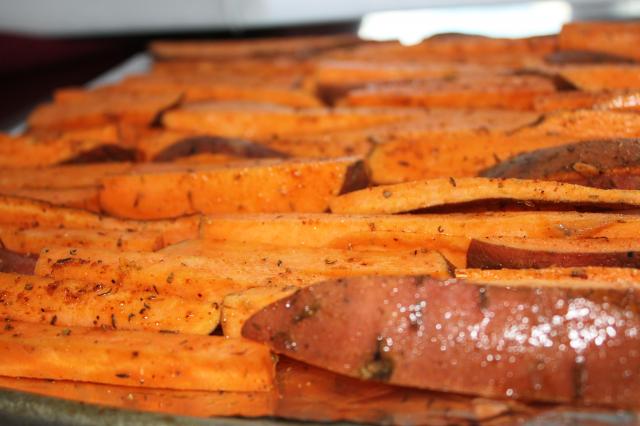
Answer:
558;65;640;91
331;178;640;214
559;21;640;61
0;377;275;418
0;195;199;246
0;163;133;190
0;273;219;334
0;226;162;254
2;188;100;212
98;157;367;219
0;321;274;391
202;212;640;247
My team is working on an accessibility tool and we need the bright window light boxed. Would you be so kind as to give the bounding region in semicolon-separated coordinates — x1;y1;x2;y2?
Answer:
358;1;573;45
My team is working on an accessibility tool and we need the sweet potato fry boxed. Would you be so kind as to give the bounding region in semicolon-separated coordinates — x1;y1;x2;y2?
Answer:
150;34;361;60
456;266;640;287
0;377;275;418
201;212;640;248
534;91;640;112
559;21;640;61
368;110;640;183
0;226;162;255
28;91;182;130
162;102;420;139
244;275;640;406
467;237;640;269
0;126;124;168
557;65;640;91
112;74;321;108
330;178;640;214
98;157;368;219
1;188;100;212
0;195;199;246
0;321;274;391
0;163;132;190
0;273;219;334
481;139;640;189
340;75;556;110
34;247;278;301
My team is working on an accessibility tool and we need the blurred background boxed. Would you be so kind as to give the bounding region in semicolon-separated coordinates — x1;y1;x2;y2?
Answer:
1;0;639;129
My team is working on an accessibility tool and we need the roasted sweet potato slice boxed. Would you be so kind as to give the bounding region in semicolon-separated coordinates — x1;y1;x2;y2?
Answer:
557;65;640;91
0;195;199;246
98;157;368;219
0;321;274;391
0;163;132;190
481;139;640;189
0;226;162;255
456;266;640;286
111;74;321;108
151;34;361;60
0;377;275;419
340;75;556;110
0;126;124;168
368;110;640;183
28;91;182;130
0;273;219;334
331;177;640;214
467;237;640;269
162;102;420;139
533;91;640;112
244;275;640;406
559;21;640;61
1;188;100;212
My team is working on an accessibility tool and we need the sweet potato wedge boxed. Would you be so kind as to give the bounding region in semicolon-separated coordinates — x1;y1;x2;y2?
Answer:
0;226;162;255
368;110;640;183
244;275;640;406
150;34;361;60
0;273;219;334
480;139;640;189
559;21;640;61
0;377;275;418
1;188;100;212
557;65;640;91
98;157;368;219
0;163;132;190
28;92;182;130
201;212;640;247
533;91;640;112
0;195;199;246
331;177;640;214
0;321;274;391
112;74;321;108
456;266;640;286
340;75;556;110
0;126;125;168
467;237;640;269
127;127;287;162
162;102;420;139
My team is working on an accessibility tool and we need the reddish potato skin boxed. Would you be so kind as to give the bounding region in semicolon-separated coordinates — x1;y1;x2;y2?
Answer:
0;248;36;274
480;139;640;189
467;239;640;269
243;275;640;407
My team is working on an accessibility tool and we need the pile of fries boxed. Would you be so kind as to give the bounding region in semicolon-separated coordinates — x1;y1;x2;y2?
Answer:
1;21;640;425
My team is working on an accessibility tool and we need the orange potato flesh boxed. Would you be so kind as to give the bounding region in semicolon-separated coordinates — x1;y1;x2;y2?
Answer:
0;226;162;255
98;157;367;219
559;21;640;61
330;177;640;214
0;163;133;190
1;188;100;212
0;321;274;391
0;273;219;334
558;65;640;91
